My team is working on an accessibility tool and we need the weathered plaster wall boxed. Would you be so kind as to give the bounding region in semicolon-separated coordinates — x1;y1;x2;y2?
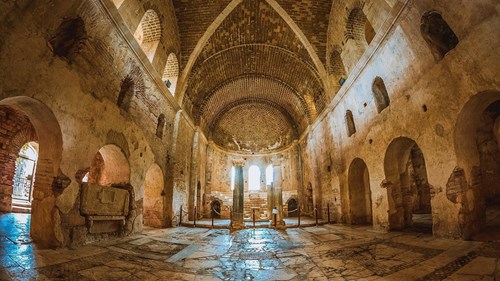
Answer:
304;0;500;238
0;0;195;247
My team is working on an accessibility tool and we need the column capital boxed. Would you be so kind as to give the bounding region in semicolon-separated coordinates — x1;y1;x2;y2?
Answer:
232;158;246;167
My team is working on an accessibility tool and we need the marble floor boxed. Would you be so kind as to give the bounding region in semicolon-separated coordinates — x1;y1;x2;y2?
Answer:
0;213;499;281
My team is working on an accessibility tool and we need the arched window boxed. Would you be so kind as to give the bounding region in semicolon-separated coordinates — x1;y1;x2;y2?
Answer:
248;165;261;191
420;11;459;61
163;53;179;95
346;110;356;137
265;165;274;186
156;114;165;138
134;10;161;62
117;76;134;111
329;48;347;86
372;77;390;113
230;166;235;190
345;8;375;45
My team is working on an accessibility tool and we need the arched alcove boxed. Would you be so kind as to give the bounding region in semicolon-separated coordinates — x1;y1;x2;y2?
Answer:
143;164;164;228
420;11;459;61
88;144;130;186
348;158;372;225
134;9;161;62
372;77;390;113
117;76;135;111
156;114;166;138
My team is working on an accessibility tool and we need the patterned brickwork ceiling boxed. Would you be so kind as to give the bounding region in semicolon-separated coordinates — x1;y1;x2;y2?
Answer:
172;0;331;153
197;76;311;133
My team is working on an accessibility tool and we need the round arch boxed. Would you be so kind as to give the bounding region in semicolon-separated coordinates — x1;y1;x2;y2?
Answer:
384;137;432;231
0;96;63;247
143;163;164;228
347;158;372;225
88;144;130;186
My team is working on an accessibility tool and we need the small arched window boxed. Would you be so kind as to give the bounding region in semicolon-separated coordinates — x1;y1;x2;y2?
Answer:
265;165;274;186
372;77;390;113
117;76;134;111
134;10;161;62
248;165;261;191
346;110;356;137
329;49;347;86
156;114;166;138
163;53;179;95
420;11;459;61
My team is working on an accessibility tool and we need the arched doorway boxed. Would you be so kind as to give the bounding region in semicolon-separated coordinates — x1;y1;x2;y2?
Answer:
454;90;500;239
384;137;432;232
211;200;222;219
143;164;164;228
348;158;372;225
0;96;63;247
287;198;299;217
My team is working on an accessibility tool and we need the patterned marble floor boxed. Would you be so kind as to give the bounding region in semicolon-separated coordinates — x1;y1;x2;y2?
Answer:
0;213;499;280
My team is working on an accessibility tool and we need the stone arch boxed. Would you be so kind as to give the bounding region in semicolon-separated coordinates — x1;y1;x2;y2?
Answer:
384;137;432;231
420;10;459;61
163;53;179;95
453;90;500;238
345;110;356;137
88;144;130;187
372;76;390;113
156;114;166;139
134;9;162;62
342;7;376;73
348;158;372;224
143;164;164;228
0;96;63;248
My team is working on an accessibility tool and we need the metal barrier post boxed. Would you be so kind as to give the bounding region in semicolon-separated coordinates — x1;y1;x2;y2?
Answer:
253;208;256;228
179;205;183;226
194;206;197;227
327;203;331;224
315;205;318;226
298;207;301;227
211;209;214;228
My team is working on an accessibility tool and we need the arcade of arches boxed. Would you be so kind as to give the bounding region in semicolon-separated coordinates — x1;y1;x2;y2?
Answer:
0;0;499;280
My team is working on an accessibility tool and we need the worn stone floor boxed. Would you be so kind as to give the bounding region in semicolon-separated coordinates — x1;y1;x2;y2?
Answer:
0;213;499;281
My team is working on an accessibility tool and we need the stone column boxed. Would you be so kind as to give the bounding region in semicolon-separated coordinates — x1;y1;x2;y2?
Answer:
272;163;285;228
232;159;245;230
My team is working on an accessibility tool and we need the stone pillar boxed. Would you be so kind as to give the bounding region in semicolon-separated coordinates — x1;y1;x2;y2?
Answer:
272;163;285;228
232;159;245;230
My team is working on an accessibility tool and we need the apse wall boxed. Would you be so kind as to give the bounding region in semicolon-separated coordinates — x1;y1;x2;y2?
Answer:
303;0;500;238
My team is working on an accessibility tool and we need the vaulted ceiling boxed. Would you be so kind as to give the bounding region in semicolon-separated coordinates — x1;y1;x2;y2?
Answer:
173;0;333;153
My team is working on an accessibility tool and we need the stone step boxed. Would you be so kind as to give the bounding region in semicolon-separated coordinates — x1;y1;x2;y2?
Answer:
12;205;31;213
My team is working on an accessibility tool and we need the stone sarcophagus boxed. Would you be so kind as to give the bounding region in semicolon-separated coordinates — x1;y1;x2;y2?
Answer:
81;184;130;234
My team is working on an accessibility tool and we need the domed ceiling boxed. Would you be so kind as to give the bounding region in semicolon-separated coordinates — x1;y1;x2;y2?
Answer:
173;0;332;153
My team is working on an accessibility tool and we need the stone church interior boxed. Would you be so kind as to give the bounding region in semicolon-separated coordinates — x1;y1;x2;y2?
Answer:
0;0;499;280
